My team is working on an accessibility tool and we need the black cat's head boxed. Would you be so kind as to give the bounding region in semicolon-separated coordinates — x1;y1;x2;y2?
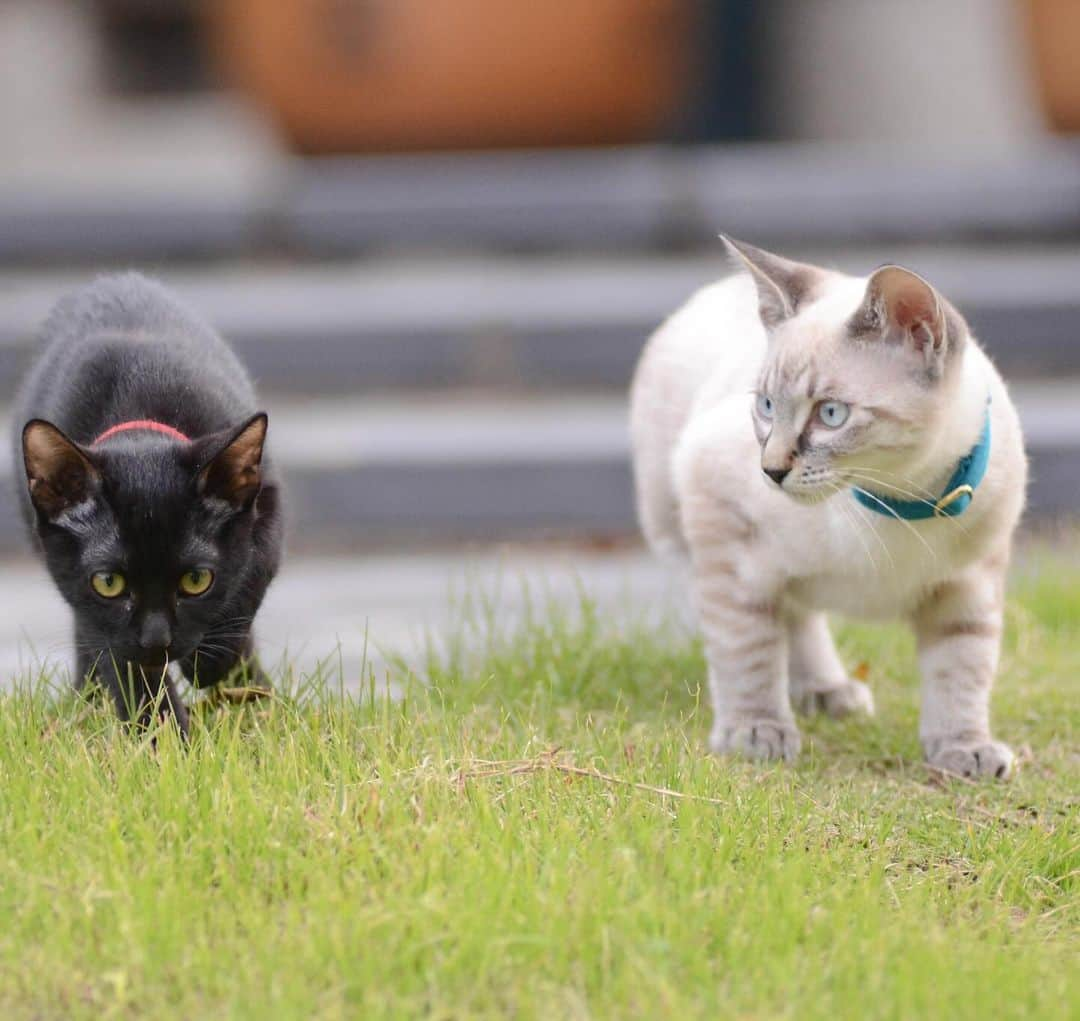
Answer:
21;414;269;668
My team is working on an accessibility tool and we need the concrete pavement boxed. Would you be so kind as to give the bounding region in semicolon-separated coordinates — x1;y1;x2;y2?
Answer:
0;547;687;693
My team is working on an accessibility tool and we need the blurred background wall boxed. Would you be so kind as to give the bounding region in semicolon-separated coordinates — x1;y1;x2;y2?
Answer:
0;0;1077;557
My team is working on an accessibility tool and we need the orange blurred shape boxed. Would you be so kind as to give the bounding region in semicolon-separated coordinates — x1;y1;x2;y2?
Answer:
204;0;693;153
1023;0;1080;132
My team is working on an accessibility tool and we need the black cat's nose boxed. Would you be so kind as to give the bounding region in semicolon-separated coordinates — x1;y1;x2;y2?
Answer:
763;466;791;486
139;613;172;653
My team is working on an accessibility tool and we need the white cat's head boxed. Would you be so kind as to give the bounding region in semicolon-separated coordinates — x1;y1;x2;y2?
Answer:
723;238;969;505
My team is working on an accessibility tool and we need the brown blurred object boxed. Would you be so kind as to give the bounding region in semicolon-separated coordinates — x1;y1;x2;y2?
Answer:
1024;0;1080;132
203;0;692;152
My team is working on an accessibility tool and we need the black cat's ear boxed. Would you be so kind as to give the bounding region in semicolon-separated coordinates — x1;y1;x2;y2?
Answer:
720;236;824;329
22;420;100;521
850;266;959;368
197;413;267;510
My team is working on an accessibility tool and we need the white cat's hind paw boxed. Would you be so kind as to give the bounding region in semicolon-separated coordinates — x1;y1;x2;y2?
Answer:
925;739;1015;780
710;719;802;762
792;679;875;719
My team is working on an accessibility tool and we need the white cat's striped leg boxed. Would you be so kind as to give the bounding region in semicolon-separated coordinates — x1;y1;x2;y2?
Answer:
683;512;799;762
912;560;1013;779
676;415;800;762
788;613;874;718
698;578;799;761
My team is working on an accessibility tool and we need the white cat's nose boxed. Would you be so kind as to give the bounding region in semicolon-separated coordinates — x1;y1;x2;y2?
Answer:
763;466;791;486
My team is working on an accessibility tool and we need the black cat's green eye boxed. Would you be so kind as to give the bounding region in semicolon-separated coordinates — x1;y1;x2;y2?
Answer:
179;568;214;597
91;571;126;599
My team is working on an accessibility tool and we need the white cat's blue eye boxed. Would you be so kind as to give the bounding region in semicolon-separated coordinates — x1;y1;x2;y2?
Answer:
817;401;850;428
756;393;774;419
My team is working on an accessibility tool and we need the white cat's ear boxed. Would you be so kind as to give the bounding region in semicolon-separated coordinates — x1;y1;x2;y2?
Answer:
22;420;99;521
854;266;951;360
197;413;267;509
720;236;822;329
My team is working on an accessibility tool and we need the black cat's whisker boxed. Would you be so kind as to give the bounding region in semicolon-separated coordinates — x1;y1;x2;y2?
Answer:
201;628;254;640
205;615;256;632
192;644;239;657
200;625;256;643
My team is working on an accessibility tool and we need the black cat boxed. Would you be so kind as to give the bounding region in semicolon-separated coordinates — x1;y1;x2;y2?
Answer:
12;274;283;735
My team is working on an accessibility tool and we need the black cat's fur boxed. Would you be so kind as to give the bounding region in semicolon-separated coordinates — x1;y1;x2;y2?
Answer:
12;274;283;734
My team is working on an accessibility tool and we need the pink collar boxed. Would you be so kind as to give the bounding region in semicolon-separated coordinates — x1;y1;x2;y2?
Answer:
92;420;190;446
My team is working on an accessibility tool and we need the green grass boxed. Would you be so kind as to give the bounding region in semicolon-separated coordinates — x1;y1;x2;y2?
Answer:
0;558;1076;1020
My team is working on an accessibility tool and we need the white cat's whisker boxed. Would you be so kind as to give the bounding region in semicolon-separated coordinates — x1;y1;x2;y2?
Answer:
828;482;881;574
841;470;974;539
841;464;962;505
840;470;937;507
841;466;940;499
835;484;895;573
841;464;975;526
847;484;939;564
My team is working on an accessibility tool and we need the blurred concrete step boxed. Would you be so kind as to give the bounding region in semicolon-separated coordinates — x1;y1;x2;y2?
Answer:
3;143;1080;261
2;249;1080;399
292;144;1080;251
0;385;1075;553
0;396;637;551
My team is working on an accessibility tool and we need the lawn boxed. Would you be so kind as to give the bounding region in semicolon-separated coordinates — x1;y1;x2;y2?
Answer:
0;551;1076;1020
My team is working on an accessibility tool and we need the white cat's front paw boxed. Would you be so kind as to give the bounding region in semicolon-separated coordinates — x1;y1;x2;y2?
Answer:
924;738;1015;780
710;718;802;762
792;679;875;719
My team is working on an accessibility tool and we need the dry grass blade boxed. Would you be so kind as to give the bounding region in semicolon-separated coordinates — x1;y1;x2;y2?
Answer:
215;684;275;705
455;751;727;805
922;765;980;788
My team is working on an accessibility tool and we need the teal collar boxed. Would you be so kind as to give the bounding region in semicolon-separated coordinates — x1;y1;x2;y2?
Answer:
852;404;992;521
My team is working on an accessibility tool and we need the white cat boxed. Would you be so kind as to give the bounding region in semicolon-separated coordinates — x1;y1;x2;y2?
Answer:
630;239;1027;778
